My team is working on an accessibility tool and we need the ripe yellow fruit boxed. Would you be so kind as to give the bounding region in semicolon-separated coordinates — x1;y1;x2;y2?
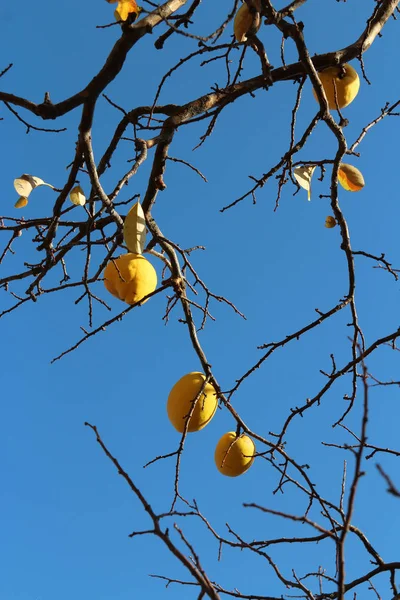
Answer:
313;63;360;110
167;372;218;433
103;253;157;305
215;431;255;477
234;0;261;42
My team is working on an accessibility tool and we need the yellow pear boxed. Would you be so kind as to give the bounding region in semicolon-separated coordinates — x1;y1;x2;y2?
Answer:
215;431;255;477
103;253;157;305
313;63;360;110
167;372;218;433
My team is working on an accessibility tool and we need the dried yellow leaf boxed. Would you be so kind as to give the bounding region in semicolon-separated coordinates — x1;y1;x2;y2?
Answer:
293;165;316;201
325;216;337;228
15;197;29;209
114;0;141;22
70;185;86;206
123;202;146;254
234;0;261;42
338;163;365;192
14;174;54;199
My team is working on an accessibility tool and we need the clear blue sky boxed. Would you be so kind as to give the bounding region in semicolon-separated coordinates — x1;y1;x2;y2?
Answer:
1;1;400;599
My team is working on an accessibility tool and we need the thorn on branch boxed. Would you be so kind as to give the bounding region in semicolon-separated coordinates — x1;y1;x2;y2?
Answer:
0;63;13;78
155;175;167;190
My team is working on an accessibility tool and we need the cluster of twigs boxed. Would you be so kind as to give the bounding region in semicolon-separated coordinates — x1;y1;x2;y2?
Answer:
1;1;400;599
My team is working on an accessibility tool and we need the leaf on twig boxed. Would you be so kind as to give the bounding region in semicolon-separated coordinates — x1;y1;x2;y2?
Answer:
123;202;146;254
107;0;141;22
325;216;337;228
338;163;365;192
14;174;54;196
13;174;54;208
14;197;29;209
234;0;261;43
293;165;316;200
70;185;86;206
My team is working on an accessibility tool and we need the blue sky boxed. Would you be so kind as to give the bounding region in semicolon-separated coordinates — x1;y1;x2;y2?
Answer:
1;1;400;599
